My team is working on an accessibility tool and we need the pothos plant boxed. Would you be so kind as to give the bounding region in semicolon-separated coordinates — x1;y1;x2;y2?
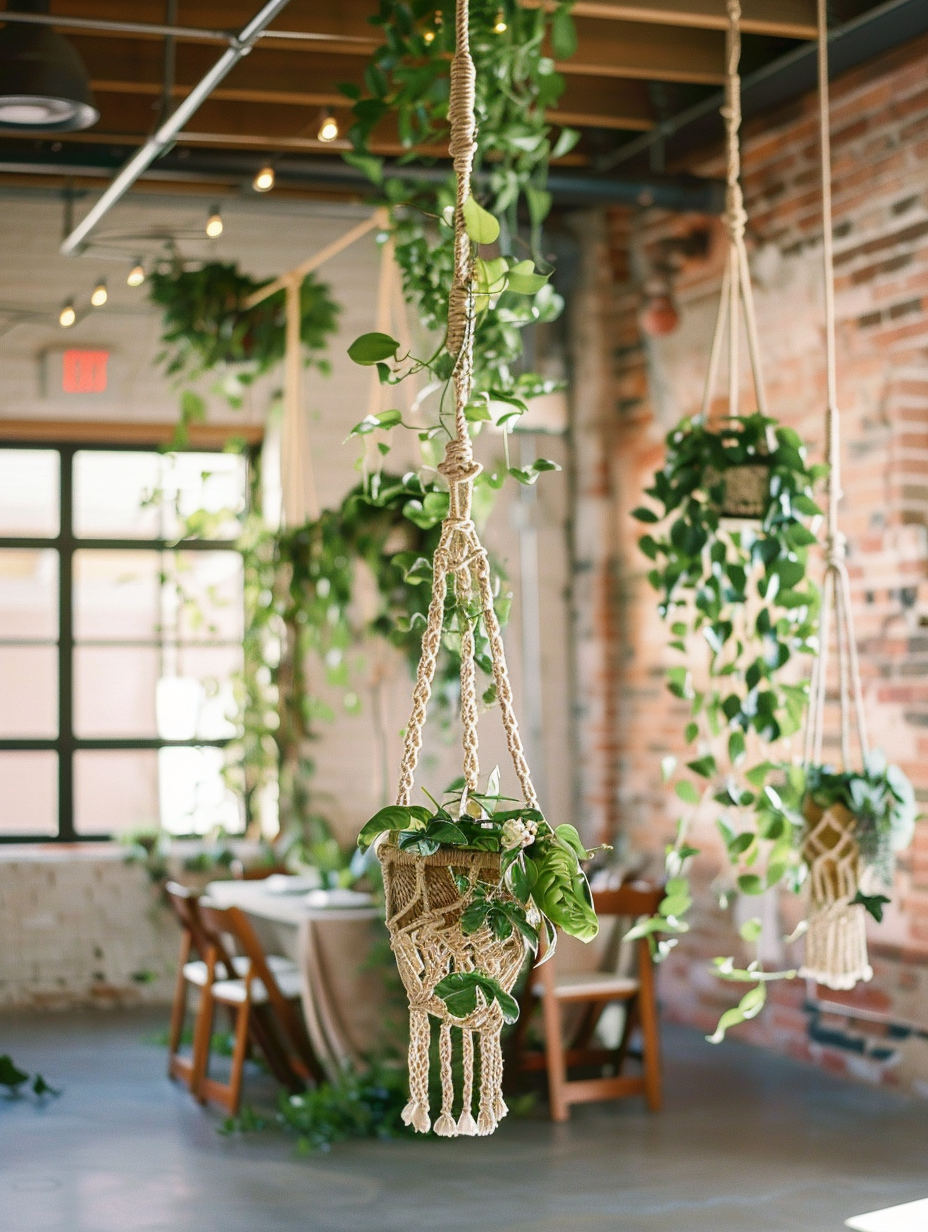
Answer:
342;0;577;408
629;412;829;1039
148;260;340;445
347;196;562;483
358;770;602;1019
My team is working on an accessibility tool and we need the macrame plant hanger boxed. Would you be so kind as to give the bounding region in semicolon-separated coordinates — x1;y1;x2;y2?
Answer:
700;1;771;516
799;0;872;992
377;0;539;1138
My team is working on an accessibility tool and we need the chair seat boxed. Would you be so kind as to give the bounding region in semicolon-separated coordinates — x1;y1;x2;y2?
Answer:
210;967;303;1005
182;954;297;987
533;971;640;1000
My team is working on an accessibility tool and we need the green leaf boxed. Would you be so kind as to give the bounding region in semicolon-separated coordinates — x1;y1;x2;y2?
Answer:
551;125;580;160
737;873;764;895
706;983;766;1044
348;332;400;365
551;4;578;58
506;260;550;295
462;196;500;245
739;917;763;943
632;506;659;523
464;401;493;423
728;730;746;764
852;890;892;923
675;780;700;805
357;804;430;851
433;971;519;1024
0;1054;29;1089
687;755;716;779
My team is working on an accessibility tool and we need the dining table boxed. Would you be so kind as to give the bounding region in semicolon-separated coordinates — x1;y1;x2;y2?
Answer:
204;878;384;1078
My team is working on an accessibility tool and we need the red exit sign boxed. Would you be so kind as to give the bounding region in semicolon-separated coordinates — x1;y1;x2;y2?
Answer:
62;349;109;394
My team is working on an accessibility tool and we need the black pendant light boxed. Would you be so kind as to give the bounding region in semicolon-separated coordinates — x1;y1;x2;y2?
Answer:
0;0;98;132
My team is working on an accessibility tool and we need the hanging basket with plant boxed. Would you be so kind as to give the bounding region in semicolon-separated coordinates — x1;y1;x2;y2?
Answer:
353;0;600;1138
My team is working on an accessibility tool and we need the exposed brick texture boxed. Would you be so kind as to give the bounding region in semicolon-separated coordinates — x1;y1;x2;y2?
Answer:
576;32;928;1093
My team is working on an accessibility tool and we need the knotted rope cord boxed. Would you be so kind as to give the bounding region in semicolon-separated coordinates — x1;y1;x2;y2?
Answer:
699;0;768;423
394;0;539;812
802;0;869;772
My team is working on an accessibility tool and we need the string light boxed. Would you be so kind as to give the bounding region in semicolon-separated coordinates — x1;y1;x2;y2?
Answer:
205;207;223;238
127;260;145;287
423;27;435;43
59;301;76;327
317;110;339;143
253;165;275;192
90;279;107;307
493;8;507;33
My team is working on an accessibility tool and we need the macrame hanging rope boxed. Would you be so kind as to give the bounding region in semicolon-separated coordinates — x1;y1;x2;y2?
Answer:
699;0;768;429
377;0;538;1137
799;0;872;991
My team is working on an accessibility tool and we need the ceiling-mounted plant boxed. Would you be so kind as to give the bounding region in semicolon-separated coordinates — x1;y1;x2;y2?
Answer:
148;261;340;444
341;0;577;405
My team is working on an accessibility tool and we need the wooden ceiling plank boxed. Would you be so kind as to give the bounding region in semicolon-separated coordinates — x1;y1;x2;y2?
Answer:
529;0;816;39
561;18;725;85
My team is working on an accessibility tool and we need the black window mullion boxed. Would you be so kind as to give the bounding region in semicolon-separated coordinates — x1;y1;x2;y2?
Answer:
58;446;75;841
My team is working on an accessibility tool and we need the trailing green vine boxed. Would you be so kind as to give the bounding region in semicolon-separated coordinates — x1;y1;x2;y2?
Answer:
342;0;577;405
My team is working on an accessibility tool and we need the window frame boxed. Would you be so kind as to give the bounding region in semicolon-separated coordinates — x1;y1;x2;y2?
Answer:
0;440;248;843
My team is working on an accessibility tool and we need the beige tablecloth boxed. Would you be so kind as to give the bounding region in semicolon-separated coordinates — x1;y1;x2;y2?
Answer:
204;880;384;1076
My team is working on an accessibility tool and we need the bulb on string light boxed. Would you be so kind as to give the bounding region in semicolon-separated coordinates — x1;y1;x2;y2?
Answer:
59;301;76;327
423;27;435;43
317;111;339;143
90;280;107;307
493;9;507;33
205;208;223;238
127;261;145;287
253;165;275;192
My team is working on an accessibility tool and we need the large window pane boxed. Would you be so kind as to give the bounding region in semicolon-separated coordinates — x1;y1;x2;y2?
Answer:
174;551;244;642
0;549;57;639
74;450;247;541
0;752;57;835
74;749;158;836
74;646;158;738
0;646;57;737
73;550;161;641
158;746;243;836
0;449;59;536
74;451;163;539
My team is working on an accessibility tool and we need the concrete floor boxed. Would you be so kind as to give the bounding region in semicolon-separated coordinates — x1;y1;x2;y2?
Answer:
1;1010;926;1232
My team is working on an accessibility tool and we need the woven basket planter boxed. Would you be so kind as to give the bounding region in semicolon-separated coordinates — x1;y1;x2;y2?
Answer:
799;796;872;990
713;461;771;519
378;845;528;1136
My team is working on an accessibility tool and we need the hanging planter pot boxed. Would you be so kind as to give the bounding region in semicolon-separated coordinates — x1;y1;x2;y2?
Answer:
716;458;771;519
798;758;916;990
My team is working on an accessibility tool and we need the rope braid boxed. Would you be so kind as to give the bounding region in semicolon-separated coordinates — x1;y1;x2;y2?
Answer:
798;0;872;991
378;0;537;1138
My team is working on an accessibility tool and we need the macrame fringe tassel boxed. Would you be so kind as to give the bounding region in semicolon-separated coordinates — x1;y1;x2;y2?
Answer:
457;1028;479;1136
800;899;873;991
401;1009;432;1134
433;1023;459;1137
476;1028;506;1136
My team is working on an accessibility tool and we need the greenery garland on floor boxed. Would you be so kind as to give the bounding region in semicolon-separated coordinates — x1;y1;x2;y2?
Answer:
342;0;577;405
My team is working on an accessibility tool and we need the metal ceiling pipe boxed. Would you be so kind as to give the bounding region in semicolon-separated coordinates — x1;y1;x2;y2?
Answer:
0;9;372;46
59;0;293;255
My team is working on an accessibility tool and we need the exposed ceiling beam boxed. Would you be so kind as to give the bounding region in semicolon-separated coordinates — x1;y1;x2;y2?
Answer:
535;0;817;39
559;18;725;84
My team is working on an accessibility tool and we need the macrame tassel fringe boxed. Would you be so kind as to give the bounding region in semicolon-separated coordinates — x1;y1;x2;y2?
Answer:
800;899;873;991
457;1028;478;1135
476;1028;504;1136
401;1009;432;1134
433;1023;459;1137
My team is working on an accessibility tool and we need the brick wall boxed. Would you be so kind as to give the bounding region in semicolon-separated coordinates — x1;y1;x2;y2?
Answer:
576;32;928;1093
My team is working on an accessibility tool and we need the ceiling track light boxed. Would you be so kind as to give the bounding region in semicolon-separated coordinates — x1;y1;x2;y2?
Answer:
253;164;275;192
127;259;145;287
317;110;339;143
59;300;75;327
0;0;99;133
205;207;223;237
90;279;107;307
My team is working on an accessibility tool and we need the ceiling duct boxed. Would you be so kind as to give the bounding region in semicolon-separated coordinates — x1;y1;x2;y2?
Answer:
0;0;98;132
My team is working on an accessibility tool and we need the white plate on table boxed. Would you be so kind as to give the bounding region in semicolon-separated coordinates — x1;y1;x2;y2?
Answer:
261;874;323;895
303;888;374;909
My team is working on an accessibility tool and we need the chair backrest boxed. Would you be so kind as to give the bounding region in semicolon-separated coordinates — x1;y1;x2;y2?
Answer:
197;900;292;1004
165;881;238;978
592;880;664;920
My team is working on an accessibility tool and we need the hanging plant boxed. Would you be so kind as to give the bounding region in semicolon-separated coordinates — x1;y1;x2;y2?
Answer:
341;0;577;405
148;260;340;443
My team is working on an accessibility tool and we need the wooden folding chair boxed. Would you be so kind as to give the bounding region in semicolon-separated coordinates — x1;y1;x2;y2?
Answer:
512;880;664;1122
164;882;299;1099
193;900;325;1115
